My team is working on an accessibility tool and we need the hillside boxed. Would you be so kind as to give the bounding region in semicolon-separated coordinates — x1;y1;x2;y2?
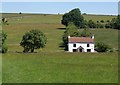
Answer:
2;13;118;52
2;13;118;83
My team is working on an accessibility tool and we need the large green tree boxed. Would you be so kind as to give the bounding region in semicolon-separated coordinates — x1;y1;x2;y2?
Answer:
113;15;120;29
20;29;47;53
61;8;85;28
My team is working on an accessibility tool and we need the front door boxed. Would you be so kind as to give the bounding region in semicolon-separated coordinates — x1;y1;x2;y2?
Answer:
79;49;83;52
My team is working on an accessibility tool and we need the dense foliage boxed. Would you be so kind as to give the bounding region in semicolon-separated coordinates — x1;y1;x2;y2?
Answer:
1;31;8;53
80;28;92;37
61;8;119;30
1;18;9;25
87;20;97;28
95;42;112;52
61;8;85;28
62;22;93;50
20;29;47;53
113;15;120;29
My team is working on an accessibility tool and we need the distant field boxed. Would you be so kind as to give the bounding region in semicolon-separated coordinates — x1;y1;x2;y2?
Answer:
2;13;118;83
83;14;116;22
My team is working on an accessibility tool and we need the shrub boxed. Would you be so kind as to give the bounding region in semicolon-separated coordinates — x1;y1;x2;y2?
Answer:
87;20;97;28
2;44;8;53
2;18;9;25
100;20;104;23
95;42;112;52
106;20;110;22
105;23;112;28
1;31;8;53
80;28;92;37
96;23;104;28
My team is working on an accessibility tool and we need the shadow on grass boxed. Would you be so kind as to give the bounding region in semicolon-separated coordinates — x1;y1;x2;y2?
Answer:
57;27;66;30
16;51;37;54
59;43;68;51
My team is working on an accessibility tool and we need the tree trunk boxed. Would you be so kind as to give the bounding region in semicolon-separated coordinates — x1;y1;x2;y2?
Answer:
31;47;34;53
23;47;29;53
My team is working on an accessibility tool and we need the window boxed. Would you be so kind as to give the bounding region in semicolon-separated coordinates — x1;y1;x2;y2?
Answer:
73;49;77;52
87;44;89;47
73;44;76;47
87;49;91;52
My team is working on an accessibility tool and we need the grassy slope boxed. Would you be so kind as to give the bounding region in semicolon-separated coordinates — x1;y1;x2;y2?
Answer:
2;13;118;83
3;52;118;83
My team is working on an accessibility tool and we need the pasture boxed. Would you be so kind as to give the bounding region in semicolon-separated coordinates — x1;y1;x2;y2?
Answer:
1;13;118;83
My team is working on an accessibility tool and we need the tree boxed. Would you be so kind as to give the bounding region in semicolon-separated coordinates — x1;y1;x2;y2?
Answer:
95;42;111;52
61;8;85;28
113;15;120;29
2;31;7;44
100;20;104;23
1;31;8;53
106;20;110;22
20;29;47;53
87;20;97;28
62;22;80;50
80;28;92;37
96;22;104;28
19;12;22;14
105;22;112;28
2;18;8;25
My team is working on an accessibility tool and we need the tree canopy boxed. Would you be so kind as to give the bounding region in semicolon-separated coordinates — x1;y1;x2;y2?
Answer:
95;42;112;52
113;15;120;29
1;31;8;53
80;28;92;37
61;8;85;28
20;29;47;53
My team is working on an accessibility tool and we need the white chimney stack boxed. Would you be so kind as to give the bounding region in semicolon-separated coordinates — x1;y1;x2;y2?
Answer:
68;36;70;38
91;35;94;39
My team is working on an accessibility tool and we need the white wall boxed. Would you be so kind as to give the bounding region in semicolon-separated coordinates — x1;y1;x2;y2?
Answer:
68;43;94;52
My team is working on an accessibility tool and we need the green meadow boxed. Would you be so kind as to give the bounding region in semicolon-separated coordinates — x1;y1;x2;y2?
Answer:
2;13;118;83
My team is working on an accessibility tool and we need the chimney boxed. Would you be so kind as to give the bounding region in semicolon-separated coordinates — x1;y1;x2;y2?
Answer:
68;36;70;38
91;35;94;39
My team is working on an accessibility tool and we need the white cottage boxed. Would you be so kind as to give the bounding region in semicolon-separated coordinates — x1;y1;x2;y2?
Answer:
68;36;94;52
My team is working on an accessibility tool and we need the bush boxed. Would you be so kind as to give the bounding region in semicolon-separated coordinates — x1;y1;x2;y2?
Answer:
95;42;112;52
2;44;8;53
105;22;112;28
2;18;9;25
1;31;8;53
87;20;97;28
19;12;22;14
97;21;99;23
106;20;110;22
100;20;104;23
96;23;104;28
80;28;92;37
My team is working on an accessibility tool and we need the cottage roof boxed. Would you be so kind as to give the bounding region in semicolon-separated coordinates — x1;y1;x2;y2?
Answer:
68;37;94;43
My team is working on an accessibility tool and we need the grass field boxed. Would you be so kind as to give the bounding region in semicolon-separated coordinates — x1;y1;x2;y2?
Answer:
2;13;118;83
